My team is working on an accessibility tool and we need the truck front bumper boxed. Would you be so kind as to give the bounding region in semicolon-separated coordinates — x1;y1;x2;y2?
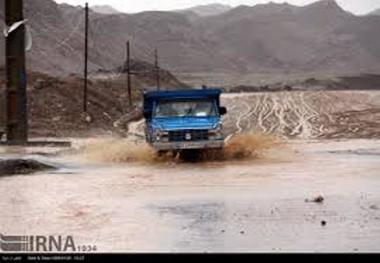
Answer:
152;140;224;151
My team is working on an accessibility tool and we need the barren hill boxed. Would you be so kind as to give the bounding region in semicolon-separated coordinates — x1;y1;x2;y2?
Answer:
0;58;188;137
91;5;121;15
369;8;380;16
179;3;232;17
1;0;380;76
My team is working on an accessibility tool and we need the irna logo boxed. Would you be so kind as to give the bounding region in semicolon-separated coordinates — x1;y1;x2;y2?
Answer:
0;234;76;252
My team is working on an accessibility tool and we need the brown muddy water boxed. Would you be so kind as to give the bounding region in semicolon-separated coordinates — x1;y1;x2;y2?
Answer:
0;137;380;252
74;133;281;163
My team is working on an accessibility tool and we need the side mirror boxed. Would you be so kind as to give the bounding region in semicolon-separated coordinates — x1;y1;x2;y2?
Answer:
143;110;151;119
219;107;227;116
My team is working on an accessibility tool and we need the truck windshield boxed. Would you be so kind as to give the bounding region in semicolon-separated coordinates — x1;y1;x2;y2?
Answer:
155;100;217;118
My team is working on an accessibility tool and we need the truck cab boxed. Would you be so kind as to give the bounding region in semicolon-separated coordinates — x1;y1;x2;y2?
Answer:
143;88;227;151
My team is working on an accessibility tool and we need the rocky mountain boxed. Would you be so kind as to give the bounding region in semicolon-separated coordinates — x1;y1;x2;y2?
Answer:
1;0;380;76
179;3;232;17
91;5;121;15
369;8;380;16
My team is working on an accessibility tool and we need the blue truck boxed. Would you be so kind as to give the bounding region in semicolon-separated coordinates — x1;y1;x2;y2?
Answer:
143;88;227;153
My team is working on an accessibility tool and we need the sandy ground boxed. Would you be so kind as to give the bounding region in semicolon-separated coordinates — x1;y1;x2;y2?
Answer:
221;91;380;139
0;138;380;252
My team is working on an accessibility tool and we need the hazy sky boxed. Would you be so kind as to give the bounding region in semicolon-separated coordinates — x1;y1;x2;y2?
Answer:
54;0;380;15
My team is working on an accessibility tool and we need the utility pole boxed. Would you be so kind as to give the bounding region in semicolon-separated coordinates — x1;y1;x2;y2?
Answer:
126;41;132;107
5;0;28;143
154;48;160;91
83;2;89;113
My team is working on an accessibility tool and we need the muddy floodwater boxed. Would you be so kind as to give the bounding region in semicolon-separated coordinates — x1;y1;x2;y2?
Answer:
0;138;380;252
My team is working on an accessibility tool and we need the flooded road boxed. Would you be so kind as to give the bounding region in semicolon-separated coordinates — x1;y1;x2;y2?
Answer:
1;139;380;252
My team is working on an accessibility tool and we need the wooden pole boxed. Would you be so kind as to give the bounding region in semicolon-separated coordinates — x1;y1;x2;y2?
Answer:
155;48;160;91
83;2;89;112
126;41;132;107
5;0;28;143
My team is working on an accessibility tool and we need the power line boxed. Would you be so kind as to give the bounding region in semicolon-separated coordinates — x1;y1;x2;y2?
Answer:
53;16;84;50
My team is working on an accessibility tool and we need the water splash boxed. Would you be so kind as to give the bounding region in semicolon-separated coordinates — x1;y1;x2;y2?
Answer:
222;132;282;160
74;133;282;164
75;139;156;164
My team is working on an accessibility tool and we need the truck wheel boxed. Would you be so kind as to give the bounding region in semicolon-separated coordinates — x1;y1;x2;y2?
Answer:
157;150;169;157
179;149;201;162
203;148;224;160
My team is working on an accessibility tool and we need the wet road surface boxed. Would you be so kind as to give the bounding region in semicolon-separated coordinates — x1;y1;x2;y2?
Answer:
0;139;380;252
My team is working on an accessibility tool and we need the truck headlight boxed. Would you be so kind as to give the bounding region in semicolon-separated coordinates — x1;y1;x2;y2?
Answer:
209;123;222;133
153;129;169;142
209;124;223;140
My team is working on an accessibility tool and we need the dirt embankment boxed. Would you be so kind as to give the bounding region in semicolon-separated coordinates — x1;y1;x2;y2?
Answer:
0;65;188;138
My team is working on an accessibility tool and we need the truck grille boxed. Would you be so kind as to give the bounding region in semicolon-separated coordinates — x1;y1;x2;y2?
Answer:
169;130;209;142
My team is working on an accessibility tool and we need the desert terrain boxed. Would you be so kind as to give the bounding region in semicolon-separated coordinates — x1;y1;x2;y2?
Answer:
1;0;380;254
